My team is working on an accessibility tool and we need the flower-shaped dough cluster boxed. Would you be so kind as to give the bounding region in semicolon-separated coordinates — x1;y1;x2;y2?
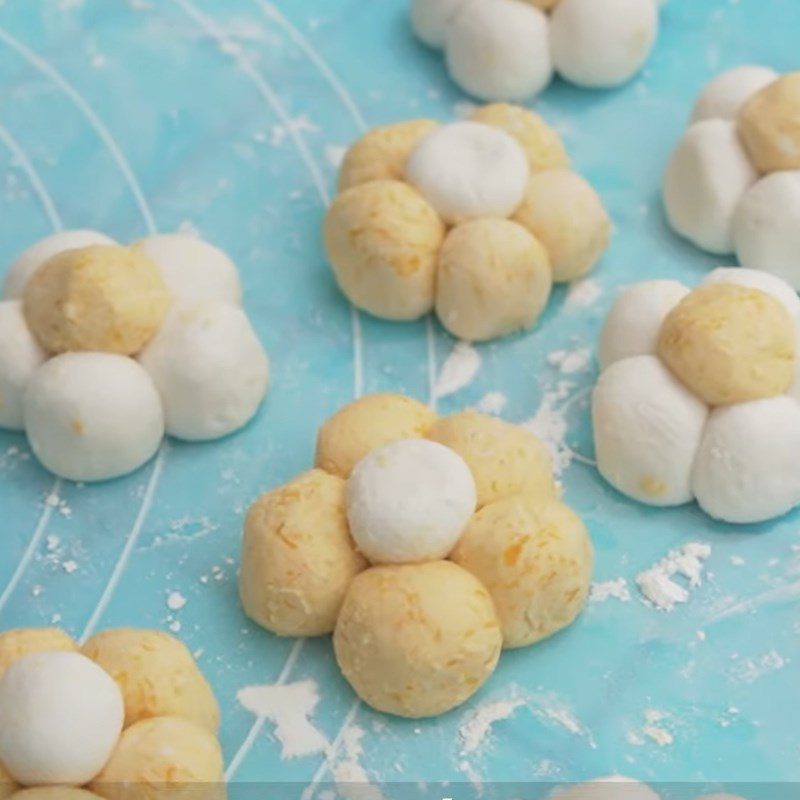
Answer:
239;393;594;718
0;231;269;482
594;267;800;524
0;627;224;797
411;0;661;101
325;104;610;342
664;68;800;289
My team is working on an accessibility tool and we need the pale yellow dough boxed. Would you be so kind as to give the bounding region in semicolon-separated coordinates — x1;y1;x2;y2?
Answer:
333;561;502;718
0;628;77;681
12;790;101;800
658;283;796;406
81;628;220;733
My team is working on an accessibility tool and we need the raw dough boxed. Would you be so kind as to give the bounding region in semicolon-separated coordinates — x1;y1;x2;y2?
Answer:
11;790;101;799
0;628;77;682
702;266;800;322
410;0;470;48
691;65;779;123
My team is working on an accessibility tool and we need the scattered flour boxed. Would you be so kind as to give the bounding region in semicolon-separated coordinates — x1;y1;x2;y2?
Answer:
590;578;631;603
329;725;384;800
636;542;712;611
475;391;507;416
166;591;187;611
458;698;524;755
434;341;481;399
522;382;573;476
325;144;347;169
547;347;592;375
729;650;787;684
566;279;602;309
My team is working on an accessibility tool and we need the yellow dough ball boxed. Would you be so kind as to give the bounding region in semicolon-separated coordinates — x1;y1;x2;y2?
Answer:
435;218;552;341
658;283;796;406
240;469;367;636
324;180;446;321
338;120;439;192
471;103;569;172
333;561;502;718
90;716;224;800
739;73;800;173
81;628;219;733
452;496;592;648
12;790;101;800
0;762;16;799
513;170;611;282
0;628;77;681
315;393;437;478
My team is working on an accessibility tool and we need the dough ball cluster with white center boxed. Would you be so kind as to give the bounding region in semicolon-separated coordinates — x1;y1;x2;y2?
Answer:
325;104;610;342
0;230;269;481
411;0;661;101
240;392;593;718
593;269;800;523
664;67;800;289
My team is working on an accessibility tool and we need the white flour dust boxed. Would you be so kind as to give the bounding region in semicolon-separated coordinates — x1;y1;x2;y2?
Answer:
636;542;711;611
458;698;524;755
434;341;481;399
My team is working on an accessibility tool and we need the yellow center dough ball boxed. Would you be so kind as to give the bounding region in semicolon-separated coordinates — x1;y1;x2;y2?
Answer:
23;245;170;356
657;283;796;406
239;469;367;637
739;73;800;173
12;790;102;800
81;628;219;733
452;497;593;649
0;628;77;681
333;561;502;718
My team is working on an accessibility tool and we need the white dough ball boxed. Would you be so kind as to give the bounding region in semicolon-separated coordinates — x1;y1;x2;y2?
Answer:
135;233;242;306
444;0;553;102
702;266;800;323
346;438;477;564
139;301;269;441
550;0;658;88
732;171;800;291
691;65;780;123
663;119;757;254
599;280;690;370
405;121;529;224
24;353;164;482
3;230;115;300
0;651;123;786
593;355;708;506
411;0;470;49
0;302;46;431
692;395;800;523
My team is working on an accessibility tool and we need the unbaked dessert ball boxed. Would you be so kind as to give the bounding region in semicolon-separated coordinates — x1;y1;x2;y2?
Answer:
0;628;77;682
691;65;779;123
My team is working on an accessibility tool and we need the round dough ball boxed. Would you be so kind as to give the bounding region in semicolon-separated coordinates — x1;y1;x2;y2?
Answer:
691;65;780;123
134;234;241;306
405;122;530;225
410;0;470;49
658;283;796;405
23;245;170;356
428;410;557;507
592;355;708;505
513;170;610;282
81;629;219;733
739;73;800;173
23;353;164;482
470;103;569;173
444;0;553;102
240;469;367;637
0;629;77;683
338;120;439;192
550;0;658;88
333;561;502;718
0;302;46;431
11;790;101;800
3;230;115;300
138;301;269;441
0;652;123;786
346;439;476;564
435;218;552;341
693;395;800;523
324;180;444;321
315;393;437;478
663;119;757;254
452;496;592;648
702;266;800;323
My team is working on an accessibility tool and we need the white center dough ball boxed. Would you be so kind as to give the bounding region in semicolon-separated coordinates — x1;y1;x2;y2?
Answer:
139;301;269;441
702;266;800;323
346;439;477;564
691;66;780;123
663;119;757;254
550;0;658;88
23;353;164;482
0;652;123;786
3;230;115;300
592;355;708;506
410;0;471;49
405;122;530;225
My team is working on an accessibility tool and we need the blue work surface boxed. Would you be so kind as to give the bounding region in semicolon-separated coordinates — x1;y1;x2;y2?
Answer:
0;0;798;794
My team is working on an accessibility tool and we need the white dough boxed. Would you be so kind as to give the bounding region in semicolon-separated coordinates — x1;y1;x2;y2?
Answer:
410;0;470;49
0;651;123;785
702;266;800;322
139;301;269;441
692;396;800;524
346;438;477;564
690;65;779;123
405;121;529;224
0;301;46;431
663;119;757;254
2;230;115;299
23;353;164;482
599;280;690;370
592;355;708;506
